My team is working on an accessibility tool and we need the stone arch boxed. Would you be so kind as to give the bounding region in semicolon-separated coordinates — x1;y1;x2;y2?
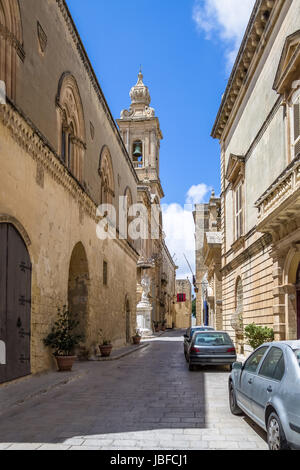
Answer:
99;145;115;205
125;295;131;343
56;72;86;182
0;0;24;101
68;242;89;351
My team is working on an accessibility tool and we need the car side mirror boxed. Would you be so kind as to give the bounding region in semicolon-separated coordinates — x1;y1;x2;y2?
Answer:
232;362;243;371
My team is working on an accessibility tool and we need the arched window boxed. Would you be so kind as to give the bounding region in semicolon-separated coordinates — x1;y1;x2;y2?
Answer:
124;187;133;244
56;73;86;182
99;146;115;205
0;0;24;101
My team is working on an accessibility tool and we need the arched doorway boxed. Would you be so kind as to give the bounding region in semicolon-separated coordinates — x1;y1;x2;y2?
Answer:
125;298;131;344
296;264;300;339
68;243;89;348
0;223;31;384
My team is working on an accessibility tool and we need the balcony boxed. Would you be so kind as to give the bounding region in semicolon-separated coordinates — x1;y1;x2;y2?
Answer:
255;156;300;240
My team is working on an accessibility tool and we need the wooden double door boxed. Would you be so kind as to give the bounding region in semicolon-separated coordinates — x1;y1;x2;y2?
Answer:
0;224;31;384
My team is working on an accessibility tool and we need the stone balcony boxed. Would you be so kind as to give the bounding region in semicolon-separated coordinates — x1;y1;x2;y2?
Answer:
255;156;300;240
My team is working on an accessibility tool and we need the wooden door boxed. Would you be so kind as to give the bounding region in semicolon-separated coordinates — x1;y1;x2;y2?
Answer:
0;224;31;384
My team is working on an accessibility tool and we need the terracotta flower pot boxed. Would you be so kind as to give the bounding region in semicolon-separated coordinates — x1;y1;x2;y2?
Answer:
99;344;113;357
55;355;76;372
132;336;141;345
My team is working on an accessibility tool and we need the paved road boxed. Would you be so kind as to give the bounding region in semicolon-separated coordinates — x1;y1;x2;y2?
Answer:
0;330;268;450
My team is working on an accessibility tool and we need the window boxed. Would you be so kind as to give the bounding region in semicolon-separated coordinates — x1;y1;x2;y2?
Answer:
235;184;243;240
294;97;300;158
56;73;86;182
194;332;232;346
103;261;108;286
294;350;300;367
177;293;186;303
244;346;268;373
259;347;285;381
99;147;115;206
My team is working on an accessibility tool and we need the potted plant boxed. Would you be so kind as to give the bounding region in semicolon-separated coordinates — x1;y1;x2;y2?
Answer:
132;329;142;345
153;321;160;333
98;329;113;357
161;319;167;331
43;306;83;372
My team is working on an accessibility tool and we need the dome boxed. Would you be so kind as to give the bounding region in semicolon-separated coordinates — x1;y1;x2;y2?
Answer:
130;71;151;106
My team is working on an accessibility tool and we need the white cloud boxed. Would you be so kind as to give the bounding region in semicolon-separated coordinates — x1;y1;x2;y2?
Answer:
186;183;211;205
163;184;212;282
192;0;255;69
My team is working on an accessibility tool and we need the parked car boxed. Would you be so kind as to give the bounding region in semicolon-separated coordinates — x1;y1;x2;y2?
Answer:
183;326;215;359
229;341;300;450
186;331;236;371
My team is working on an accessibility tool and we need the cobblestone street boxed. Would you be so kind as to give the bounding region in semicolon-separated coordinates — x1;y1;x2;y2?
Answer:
0;331;268;450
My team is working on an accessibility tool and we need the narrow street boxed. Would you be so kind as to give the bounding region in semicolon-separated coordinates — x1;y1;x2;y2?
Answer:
0;331;267;450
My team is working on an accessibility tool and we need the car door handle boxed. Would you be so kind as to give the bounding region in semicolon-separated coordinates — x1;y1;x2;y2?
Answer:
267;386;273;393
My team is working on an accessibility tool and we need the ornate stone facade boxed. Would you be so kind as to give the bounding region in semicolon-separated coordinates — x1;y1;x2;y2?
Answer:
0;0;141;381
212;0;300;349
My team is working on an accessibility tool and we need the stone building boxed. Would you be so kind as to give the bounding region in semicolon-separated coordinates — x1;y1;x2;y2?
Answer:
161;241;177;329
212;0;300;351
0;0;175;384
174;279;192;329
117;71;176;331
193;191;221;327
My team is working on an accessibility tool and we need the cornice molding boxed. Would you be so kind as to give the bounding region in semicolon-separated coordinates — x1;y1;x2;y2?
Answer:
0;100;139;262
212;0;287;140
221;233;272;275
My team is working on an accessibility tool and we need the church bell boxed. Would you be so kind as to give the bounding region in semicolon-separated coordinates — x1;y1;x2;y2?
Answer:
133;142;143;158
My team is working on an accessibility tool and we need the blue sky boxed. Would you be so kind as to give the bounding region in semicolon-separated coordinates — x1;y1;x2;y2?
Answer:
66;0;255;278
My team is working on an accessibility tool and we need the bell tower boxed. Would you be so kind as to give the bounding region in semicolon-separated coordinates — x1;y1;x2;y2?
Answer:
117;71;164;200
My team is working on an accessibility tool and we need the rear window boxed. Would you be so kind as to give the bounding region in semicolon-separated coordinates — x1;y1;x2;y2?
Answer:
194;333;232;346
190;327;213;337
294;350;300;367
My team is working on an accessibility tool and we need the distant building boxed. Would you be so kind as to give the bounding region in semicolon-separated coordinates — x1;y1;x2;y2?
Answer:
193;191;221;327
174;279;192;329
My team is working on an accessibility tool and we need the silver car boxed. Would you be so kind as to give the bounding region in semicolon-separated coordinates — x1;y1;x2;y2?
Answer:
229;341;300;450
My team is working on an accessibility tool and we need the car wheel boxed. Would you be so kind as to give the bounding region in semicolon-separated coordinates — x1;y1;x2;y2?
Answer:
229;382;243;416
267;412;289;451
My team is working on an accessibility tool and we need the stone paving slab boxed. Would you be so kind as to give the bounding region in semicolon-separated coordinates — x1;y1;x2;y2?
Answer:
0;331;268;451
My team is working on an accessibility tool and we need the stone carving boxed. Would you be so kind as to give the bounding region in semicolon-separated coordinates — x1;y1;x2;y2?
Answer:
140;275;151;305
120;71;156;120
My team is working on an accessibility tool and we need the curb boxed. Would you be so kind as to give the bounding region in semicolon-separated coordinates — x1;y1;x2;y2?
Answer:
95;342;149;362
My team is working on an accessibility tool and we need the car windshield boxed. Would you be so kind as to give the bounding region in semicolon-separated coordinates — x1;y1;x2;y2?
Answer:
194;332;232;346
190;327;213;337
294;350;300;367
